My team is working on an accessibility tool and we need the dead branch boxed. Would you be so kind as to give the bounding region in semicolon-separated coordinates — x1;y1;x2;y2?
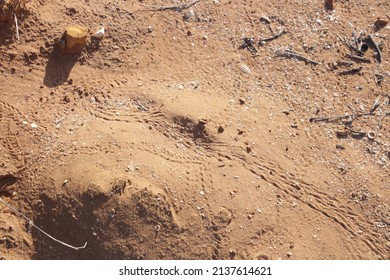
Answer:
145;0;200;12
0;197;87;250
338;66;362;76
366;35;381;63
344;125;366;136
309;111;373;123
346;54;370;63
337;34;364;56
259;28;286;45
275;49;321;65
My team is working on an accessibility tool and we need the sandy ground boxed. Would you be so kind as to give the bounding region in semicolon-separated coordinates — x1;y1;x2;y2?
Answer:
0;0;389;260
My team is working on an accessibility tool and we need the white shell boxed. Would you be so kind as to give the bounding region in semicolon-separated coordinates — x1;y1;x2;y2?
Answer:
92;27;105;38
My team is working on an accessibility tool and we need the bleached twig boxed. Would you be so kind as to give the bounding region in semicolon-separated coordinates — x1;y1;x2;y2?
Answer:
13;13;20;41
144;0;200;11
275;49;321;65
0;197;87;250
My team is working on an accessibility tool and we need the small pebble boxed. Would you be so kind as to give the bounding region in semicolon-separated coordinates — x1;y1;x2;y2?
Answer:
30;123;38;129
239;63;250;74
336;144;345;150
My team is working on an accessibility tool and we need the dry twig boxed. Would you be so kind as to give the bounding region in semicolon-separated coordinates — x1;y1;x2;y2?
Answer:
309;111;373;123
145;0;200;12
259;28;286;45
338;66;363;76
275;49;321;65
346;54;370;63
13;13;19;40
337;34;364;56
0;197;87;250
366;35;382;63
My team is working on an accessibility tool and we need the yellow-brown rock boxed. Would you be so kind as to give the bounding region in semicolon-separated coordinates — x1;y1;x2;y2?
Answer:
63;26;88;53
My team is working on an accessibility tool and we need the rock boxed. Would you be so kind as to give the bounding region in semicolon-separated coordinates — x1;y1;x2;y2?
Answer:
62;26;88;53
91;27;105;39
374;17;388;30
325;0;334;10
23;48;39;64
183;9;195;21
239;63;250;74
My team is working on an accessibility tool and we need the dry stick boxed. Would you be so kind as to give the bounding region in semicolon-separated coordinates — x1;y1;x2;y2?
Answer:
337;34;364;56
346;54;371;63
275;49;321;65
13;13;19;41
366;35;381;63
0;197;87;250
338;66;362;76
259;28;286;45
344;125;366;136
309;111;373;123
146;0;200;11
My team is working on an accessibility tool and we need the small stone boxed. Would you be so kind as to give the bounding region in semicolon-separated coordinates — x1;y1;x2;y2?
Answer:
30;123;38;129
202;35;208;41
218;126;224;134
291;123;298;128
183;9;195;21
287;252;292;257
336;144;345;150
374;17;388;29
325;0;334;10
199;190;205;196
63;95;71;103
239;98;245;105
239;63;250;74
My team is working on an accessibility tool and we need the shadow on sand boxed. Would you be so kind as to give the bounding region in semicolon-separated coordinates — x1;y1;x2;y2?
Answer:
43;44;79;88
